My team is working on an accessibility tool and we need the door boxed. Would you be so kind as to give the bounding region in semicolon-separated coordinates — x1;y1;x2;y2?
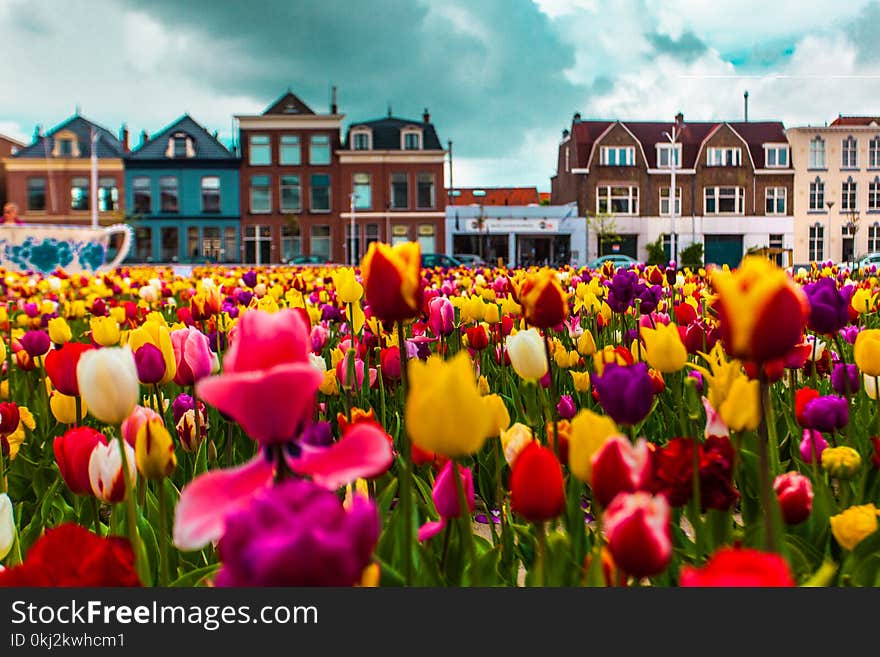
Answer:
704;234;744;268
599;234;637;259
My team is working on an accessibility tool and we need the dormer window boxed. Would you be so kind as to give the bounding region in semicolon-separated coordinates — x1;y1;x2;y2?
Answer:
656;144;681;168
52;130;80;157
707;147;741;167
352;130;371;150
59;139;73;156
173;136;187;158
167;132;194;159
402;129;421;150
764;145;788;168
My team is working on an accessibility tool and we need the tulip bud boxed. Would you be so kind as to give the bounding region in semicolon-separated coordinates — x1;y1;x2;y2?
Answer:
799;429;827;463
510;442;565;522
54;426;108;496
854;329;880;377
88;440;136;503
76;348;140;426
90;315;121;346
520;269;568;328
590;436;652;508
20;330;50;358
773;472;813;525
176;408;208;453
604;492;672;579
506;329;548;381
0;493;13;561
831;504;880;551
821;446;862;479
0;402;20;437
135;417;177;480
556;394;576;420
47;317;72;345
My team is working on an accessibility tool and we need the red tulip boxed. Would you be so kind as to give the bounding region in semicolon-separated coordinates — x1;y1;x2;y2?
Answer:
679;547;795;586
53;426;108;496
795;387;819;427
603;492;672;579
510;442;565;522
44;342;94;397
773;471;813;525
0;402;20;437
466;325;489;351
590;436;652;508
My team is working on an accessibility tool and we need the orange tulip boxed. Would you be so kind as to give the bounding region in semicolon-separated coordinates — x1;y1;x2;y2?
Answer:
361;242;423;323
519;269;569;328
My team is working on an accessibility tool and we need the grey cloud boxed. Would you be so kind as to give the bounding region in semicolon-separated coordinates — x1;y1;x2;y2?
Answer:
847;0;880;62
645;30;707;62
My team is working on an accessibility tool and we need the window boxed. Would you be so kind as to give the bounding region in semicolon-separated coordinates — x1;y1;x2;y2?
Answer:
870;224;880;252
842;179;857;211
249;135;271;166
352;132;370;150
280;175;301;213
418;224;436;252
200;176;221;213
59;139;73;156
280;135;300;166
704;187;744;214
98;177;118;212
282;223;301;262
391;225;409;245
365;223;380;251
70;177;89;211
173;136;187;158
132;226;152;262
161;226;179;262
224;227;237;262
187;227;199;260
353;173;371;210
765;146;788;168
345;224;361;265
159;176;179;213
659;187;681;216
202;227;222;261
809;223;824;262
707;147;741;166
809;137;826;169
309;135;330;165
809;178;825;211
311;225;331;260
310;174;330;212
391;173;409;209
842;136;858;168
403;131;421;150
656;144;681;168
417;173;435;209
250;175;271;213
770;234;784;249
870;178;880;211
27;177;46;211
765;187;786;214
871;137;880;169
596;186;639;214
600;146;635;166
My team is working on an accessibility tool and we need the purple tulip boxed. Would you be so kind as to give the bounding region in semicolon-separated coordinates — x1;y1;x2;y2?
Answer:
300;421;333;448
214;479;379;586
687;370;705;394
235;290;254;307
802;395;849;433
839;325;860;345
593;363;654;426
557;394;577;420
605;270;639;313
241;270;258;289
172;394;195;424
803;278;850;335
20;330;51;358
799;429;828;463
134;343;166;384
831;363;860;395
207;331;228;353
638;284;663;315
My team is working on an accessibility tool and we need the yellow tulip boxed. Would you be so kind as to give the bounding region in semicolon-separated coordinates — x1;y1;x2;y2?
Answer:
640;322;687;373
477;375;490;396
128;322;176;385
134;417;177;480
821;446;862;479
406;352;492;457
718;375;761;432
830;504;879;551
570;370;591;393
50;392;86;424
593;345;629;376
500;422;534;465
577;331;597;357
483;394;510;437
319;369;339;396
90;316;121;346
567;409;619;483
483;303;500;324
47;317;72;344
333;268;364;304
692;342;744;413
851;288;875;314
109;306;127;324
855;329;880;377
4;406;34;460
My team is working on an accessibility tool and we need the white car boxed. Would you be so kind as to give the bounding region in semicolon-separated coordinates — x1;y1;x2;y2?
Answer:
837;253;880;271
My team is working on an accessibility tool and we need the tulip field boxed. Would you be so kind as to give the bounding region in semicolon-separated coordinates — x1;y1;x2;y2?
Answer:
2;243;880;586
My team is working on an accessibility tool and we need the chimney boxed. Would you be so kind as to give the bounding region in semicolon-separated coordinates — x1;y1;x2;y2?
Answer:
140;129;149;146
32;124;42;145
744;90;749;122
423;108;430;123
562;128;570;139
331;85;338;114
675;112;684;126
573;111;581;122
120;123;129;152
212;130;219;139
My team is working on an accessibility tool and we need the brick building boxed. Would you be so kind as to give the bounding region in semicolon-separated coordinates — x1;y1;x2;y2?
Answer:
0;133;24;208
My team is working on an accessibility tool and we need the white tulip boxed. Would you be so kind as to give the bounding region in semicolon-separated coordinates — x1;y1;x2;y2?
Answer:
506;328;548;381
309;353;327;373
88;441;136;503
76;347;140;425
0;494;14;562
865;374;877;400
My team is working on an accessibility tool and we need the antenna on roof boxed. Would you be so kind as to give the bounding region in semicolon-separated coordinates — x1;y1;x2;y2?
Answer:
75;103;81;116
387;102;392;118
744;90;749;122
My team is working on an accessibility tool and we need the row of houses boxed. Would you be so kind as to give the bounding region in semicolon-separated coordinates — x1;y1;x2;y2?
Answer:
1;91;447;265
550;109;880;266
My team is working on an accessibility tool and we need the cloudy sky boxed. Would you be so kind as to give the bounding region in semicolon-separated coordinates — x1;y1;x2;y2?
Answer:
2;0;880;191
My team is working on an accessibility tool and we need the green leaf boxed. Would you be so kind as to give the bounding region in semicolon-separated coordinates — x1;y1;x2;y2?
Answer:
169;564;220;588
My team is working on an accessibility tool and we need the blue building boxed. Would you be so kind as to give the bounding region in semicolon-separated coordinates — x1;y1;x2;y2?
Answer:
124;115;240;263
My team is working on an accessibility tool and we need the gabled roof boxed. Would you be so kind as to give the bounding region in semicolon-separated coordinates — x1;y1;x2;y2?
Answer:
830;116;880;127
344;116;443;150
447;187;540;206
0;133;25;148
127;114;235;160
14;115;124;159
263;91;315;116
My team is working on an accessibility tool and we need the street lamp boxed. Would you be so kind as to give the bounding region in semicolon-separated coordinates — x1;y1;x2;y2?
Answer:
825;200;834;263
661;124;679;265
349;191;357;266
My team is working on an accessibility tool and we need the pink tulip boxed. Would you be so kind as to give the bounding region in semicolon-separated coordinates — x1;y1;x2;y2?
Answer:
196;309;322;445
799;429;828;464
171;327;213;386
604;492;672;579
428;297;455;337
590;436;652;508
310;324;329;353
773;472;813;525
88;440;136;503
121;405;163;448
418;461;474;541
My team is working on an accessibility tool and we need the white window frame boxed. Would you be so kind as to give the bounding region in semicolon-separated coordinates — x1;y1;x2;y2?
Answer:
249;175;271;214
596;185;639;215
765;187;786;215
703;186;744;215
248;134;271;166
870;136;880;169
809;136;826;169
869;223;880;252
659;187;681;216
655;144;681;168
401;128;422;150
842;136;858;169
600;146;636;166
842;178;858;211
351;129;372;151
707;147;742;167
809;223;824;262
809;177;825;211
764;144;789;168
869;178;880;211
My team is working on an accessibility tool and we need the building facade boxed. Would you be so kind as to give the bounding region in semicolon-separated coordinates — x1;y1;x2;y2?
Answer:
551;113;794;266
788;117;880;265
124;115;240;264
337;110;447;265
236;91;344;264
0;133;25;208
3;114;126;225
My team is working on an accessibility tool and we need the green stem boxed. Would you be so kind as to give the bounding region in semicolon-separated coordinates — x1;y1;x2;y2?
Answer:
116;432;146;583
91;496;101;536
534;521;546;587
452;459;478;586
75;394;82;427
757;375;778;553
157;480;169;587
542;332;559;458
396;320;414;585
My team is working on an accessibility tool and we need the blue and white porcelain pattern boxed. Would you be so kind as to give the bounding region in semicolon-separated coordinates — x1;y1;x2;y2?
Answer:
0;224;133;274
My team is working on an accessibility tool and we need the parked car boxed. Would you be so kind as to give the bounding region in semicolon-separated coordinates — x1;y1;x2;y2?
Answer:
837;253;880;271
289;255;332;265
586;254;640;269
421;253;463;268
454;253;489;267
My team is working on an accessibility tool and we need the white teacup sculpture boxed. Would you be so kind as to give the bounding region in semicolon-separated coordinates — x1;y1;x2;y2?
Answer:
0;224;133;275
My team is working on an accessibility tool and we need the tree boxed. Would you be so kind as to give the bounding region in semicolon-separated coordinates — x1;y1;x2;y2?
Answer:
587;211;621;257
679;241;704;269
645;235;667;266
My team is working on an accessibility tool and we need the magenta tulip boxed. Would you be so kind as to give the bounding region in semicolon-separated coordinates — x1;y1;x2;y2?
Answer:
428;297;455;337
171;327;213;386
418;461;474;541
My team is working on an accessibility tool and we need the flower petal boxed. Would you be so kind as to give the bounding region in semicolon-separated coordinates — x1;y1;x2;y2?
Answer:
417;519;447;542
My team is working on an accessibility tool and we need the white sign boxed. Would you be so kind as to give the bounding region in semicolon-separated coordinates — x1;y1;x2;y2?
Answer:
463;218;560;233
